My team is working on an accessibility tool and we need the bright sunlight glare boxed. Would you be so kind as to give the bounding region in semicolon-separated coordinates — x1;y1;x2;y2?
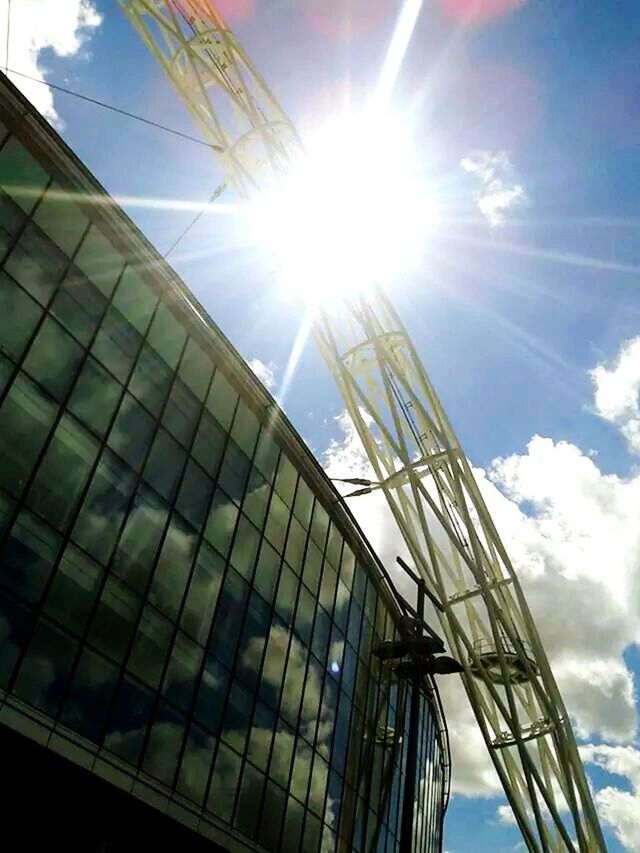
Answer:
249;109;435;305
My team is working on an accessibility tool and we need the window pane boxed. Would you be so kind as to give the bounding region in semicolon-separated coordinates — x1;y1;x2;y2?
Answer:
163;630;204;711
281;796;304;852
303;541;323;597
128;604;173;690
229;515;261;581
91;305;142;384
293;477;313;528
205;488;238;559
265;492;289;554
259;624;289;707
143;428;186;502
68;356;121;436
0;589;34;688
0;489;15;538
50;268;107;346
275;563;299;625
162;377;200;448
0;373;57;497
179;336;212;402
72;449;136;564
0;272;42;361
104;675;155;765
206;370;237;431
177;723;216;805
207;742;241;822
253;430;280;483
0;352;12;395
149;513;197;620
23;316;84;400
222;679;253;751
231;400;260;458
326;524;342;571
208;569;248;668
247;700;275;772
112;483;169;593
234;763;264;838
275;454;297;507
44;543;102;636
181;540;224;646
310;503;330;550
33;182;89;256
218;439;251;504
191;408;226;477
254;539;280;605
242;468;270;529
107;392;155;471
237;591;270;692
319;563;338;616
128;341;172;417
259;780;287;852
176;459;213;531
195;655;229;734
5;222;67;307
284;517;307;574
147;302;186;369
112;266;157;334
0;136;48;213
0;510;61;603
143;700;186;786
88;576;141;664
14;618;77;716
294;586;315;647
0;188;24;255
27;414;100;530
74;225;123;298
61;647;118;742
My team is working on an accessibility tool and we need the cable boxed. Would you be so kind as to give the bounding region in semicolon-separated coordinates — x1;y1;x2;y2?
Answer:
4;67;223;152
163;181;227;258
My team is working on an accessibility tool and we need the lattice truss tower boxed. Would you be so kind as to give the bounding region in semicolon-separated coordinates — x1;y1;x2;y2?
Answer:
119;2;606;850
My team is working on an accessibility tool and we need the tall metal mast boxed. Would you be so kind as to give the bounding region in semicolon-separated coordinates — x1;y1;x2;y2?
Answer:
119;2;606;849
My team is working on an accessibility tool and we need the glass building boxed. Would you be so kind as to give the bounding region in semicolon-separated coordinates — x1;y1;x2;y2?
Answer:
0;74;449;852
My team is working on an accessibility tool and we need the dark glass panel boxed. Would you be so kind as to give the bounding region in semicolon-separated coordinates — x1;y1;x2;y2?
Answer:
334;578;350;633
275;562;299;625
72;448;136;564
128;341;173;417
147;302;186;369
0;272;42;361
179;336;212;402
234;763;264;839
237;591;270;691
353;565;367;608
280;640;306;728
0;136;48;213
303;540;323;597
162;376;200;448
285;517;307;574
242;468;270;528
268;719;295;788
50;268;107;346
88;576;141;664
143;428;186;502
206;370;237;431
326;523;343;571
91;305;143;384
207;569;249;669
23;316;83;400
74;225;123;298
112;483;169;593
319;562;338;616
341;644;358;700
0;488;15;538
312;607;331;666
13;618;77;716
104;675;155;765
191;408;226;478
27;413;99;530
0;188;24;255
258;780;287;852
247;700;275;773
218;439;251;504
310;502;330;550
181;540;224;646
107;391;155;472
127;603;173;690
207;742;241;822
274;454;297;507
254;539;280;605
0;509;61;602
258;623;289;708
341;545;356;590
293;477;313;528
230;399;259;458
253;430;280;483
347;601;363;652
162;630;203;712
33;181;89;256
176;459;213;530
328;624;345;682
265;491;289;554
290;738;312;802
331;690;352;777
0;589;34;688
143;701;187;786
44;543;103;637
149;512;197;620
4;222;66;305
177;722;216;805
229;514;261;581
0;352;12;395
60;647;119;742
195;655;230;734
204;487;238;559
309;752;330;818
222;679;253;752
281;796;304;852
112;266;157;334
67;356;121;436
294;585;315;647
303;811;322;853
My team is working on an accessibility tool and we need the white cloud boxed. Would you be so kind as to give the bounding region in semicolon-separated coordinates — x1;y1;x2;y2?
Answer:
580;745;640;849
460;150;528;226
321;335;640;838
591;336;640;454
247;357;277;390
0;0;101;124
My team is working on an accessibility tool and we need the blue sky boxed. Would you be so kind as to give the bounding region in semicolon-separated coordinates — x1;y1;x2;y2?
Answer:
6;0;640;849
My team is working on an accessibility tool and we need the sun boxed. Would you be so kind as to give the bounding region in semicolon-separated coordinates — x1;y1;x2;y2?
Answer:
249;107;436;306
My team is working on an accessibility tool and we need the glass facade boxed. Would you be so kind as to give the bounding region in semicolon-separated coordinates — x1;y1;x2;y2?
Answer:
0;78;447;852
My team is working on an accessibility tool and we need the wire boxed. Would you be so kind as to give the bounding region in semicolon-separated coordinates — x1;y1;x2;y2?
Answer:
4;67;223;153
163;181;227;258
